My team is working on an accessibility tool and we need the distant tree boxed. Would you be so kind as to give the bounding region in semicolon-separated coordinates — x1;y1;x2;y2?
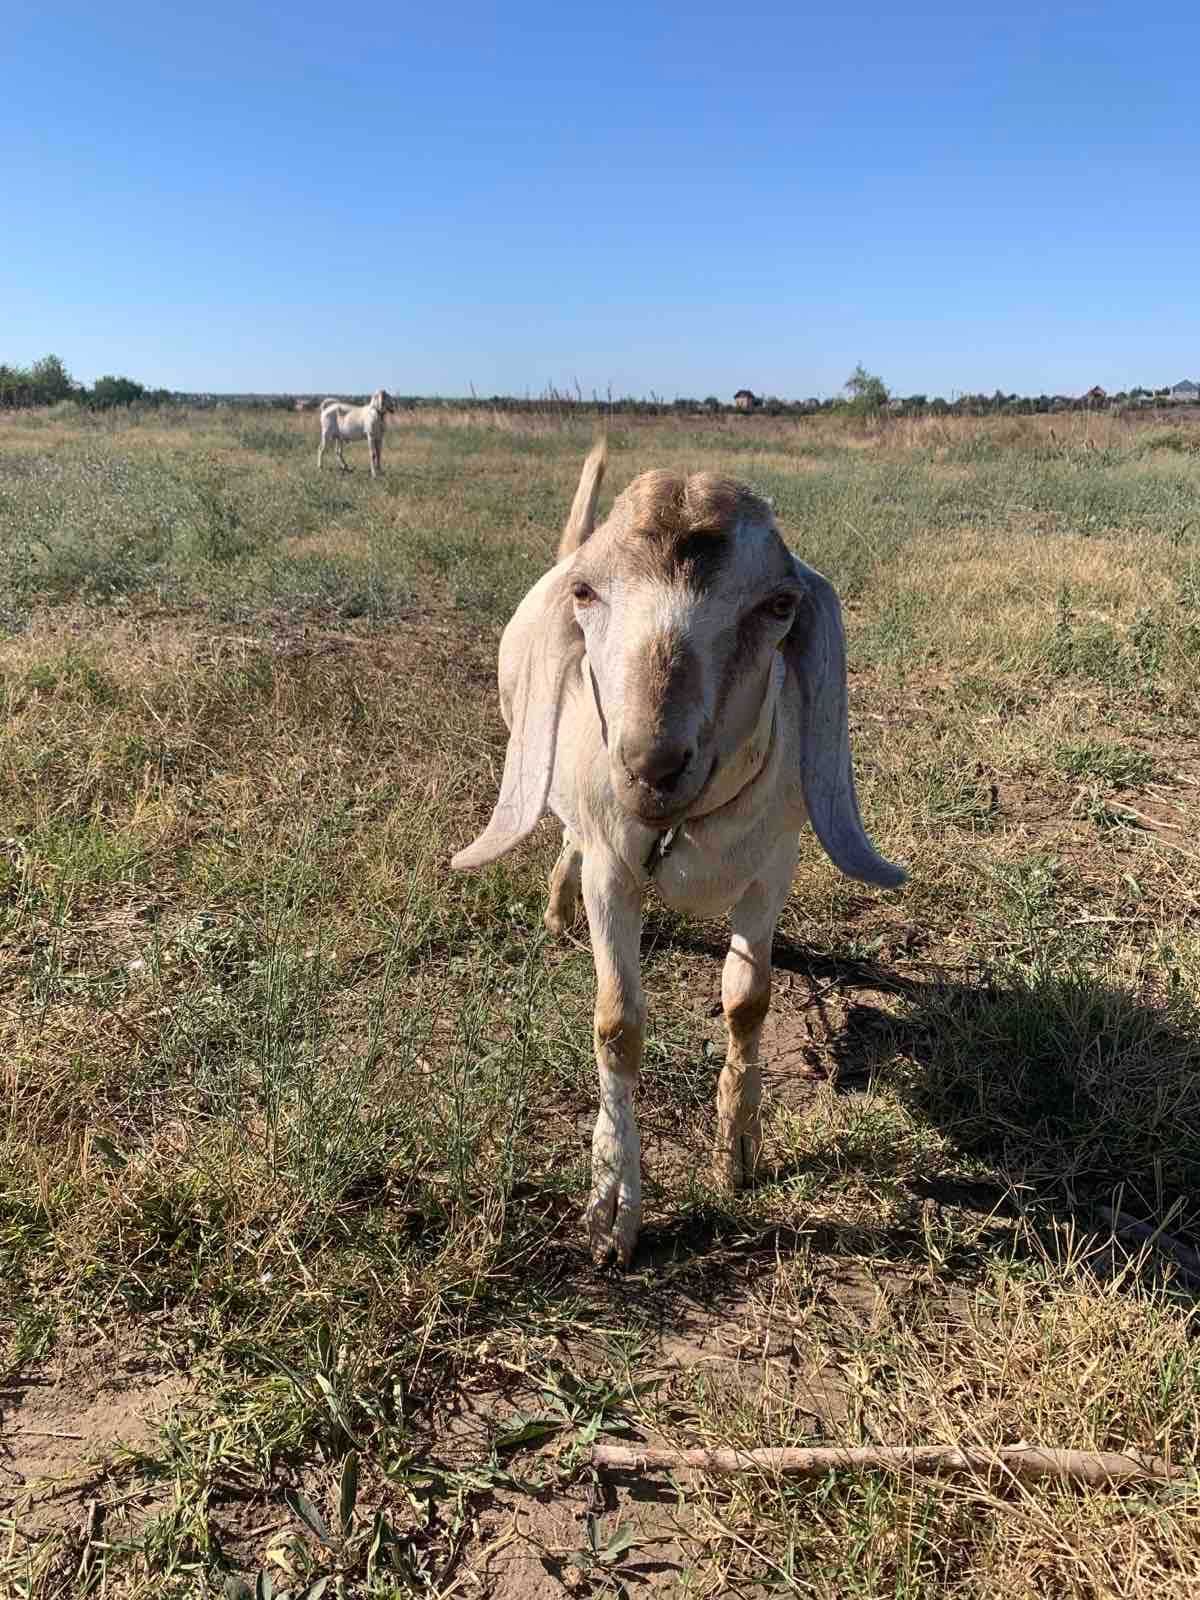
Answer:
0;363;32;406
90;375;146;409
843;363;889;413
704;395;721;412
31;353;73;403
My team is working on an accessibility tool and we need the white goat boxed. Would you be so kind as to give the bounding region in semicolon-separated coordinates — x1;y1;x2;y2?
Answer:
453;443;904;1266
317;389;393;477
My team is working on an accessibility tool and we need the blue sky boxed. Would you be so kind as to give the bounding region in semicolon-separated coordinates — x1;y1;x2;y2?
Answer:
5;2;1198;398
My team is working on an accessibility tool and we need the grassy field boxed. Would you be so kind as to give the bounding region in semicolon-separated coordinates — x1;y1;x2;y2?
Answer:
2;402;1200;1597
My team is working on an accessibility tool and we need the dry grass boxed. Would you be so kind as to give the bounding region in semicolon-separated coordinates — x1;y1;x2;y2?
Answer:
1;405;1199;1595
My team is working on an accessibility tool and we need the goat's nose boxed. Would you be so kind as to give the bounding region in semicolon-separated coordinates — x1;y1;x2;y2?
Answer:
621;737;694;793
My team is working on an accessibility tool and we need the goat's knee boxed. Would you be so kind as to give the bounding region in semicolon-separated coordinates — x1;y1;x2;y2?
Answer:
594;988;644;1080
724;983;771;1055
722;935;771;1054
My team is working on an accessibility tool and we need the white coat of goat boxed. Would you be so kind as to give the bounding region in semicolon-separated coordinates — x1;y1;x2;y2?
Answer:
452;443;904;1265
317;389;392;477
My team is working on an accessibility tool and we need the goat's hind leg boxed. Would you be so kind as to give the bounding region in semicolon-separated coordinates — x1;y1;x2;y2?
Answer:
544;830;583;934
714;851;795;1191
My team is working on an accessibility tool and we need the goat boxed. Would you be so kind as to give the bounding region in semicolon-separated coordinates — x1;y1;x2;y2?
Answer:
317;389;393;477
452;443;904;1266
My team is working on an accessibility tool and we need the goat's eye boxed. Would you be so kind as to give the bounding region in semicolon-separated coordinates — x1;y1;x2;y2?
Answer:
571;582;597;605
763;593;797;621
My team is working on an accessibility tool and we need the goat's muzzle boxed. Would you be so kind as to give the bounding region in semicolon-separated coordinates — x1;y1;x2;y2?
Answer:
615;736;708;823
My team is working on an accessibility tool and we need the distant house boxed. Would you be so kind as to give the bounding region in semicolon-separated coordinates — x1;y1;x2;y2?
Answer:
1168;379;1200;404
1083;385;1107;407
733;388;759;411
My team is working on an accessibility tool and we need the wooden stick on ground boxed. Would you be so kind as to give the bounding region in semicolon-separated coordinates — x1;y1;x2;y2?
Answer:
590;1444;1180;1486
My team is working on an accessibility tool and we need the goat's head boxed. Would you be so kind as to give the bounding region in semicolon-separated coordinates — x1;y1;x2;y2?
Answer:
453;443;902;889
564;469;799;826
371;389;392;413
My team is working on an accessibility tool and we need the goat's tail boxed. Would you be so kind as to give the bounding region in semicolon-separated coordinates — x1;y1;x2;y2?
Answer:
557;437;607;560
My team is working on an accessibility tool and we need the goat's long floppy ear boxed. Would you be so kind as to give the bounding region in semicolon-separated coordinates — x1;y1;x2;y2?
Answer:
783;557;906;889
451;570;581;871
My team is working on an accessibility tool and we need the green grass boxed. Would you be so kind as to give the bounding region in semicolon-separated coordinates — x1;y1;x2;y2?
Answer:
1055;740;1156;787
2;405;1200;1595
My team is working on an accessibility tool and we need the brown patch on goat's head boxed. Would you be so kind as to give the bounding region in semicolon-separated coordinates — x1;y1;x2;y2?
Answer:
630;624;705;736
611;470;770;587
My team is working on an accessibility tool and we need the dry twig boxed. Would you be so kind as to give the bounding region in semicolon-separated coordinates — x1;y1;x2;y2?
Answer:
591;1443;1180;1485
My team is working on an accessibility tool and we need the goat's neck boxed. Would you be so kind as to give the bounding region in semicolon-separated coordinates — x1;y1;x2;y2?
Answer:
686;652;783;822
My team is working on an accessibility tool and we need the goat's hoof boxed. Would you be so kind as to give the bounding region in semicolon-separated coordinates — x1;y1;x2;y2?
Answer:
543;900;579;937
712;1131;761;1193
712;1149;739;1192
585;1191;639;1267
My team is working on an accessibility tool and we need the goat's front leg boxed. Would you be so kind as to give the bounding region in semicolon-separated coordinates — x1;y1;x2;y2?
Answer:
714;853;795;1191
581;850;644;1266
544;829;583;934
336;438;349;472
369;435;380;478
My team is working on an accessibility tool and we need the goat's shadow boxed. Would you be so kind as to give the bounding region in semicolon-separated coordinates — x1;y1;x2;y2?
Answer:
608;916;1200;1316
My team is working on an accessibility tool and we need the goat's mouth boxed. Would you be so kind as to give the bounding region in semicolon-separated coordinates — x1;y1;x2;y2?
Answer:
623;794;688;825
